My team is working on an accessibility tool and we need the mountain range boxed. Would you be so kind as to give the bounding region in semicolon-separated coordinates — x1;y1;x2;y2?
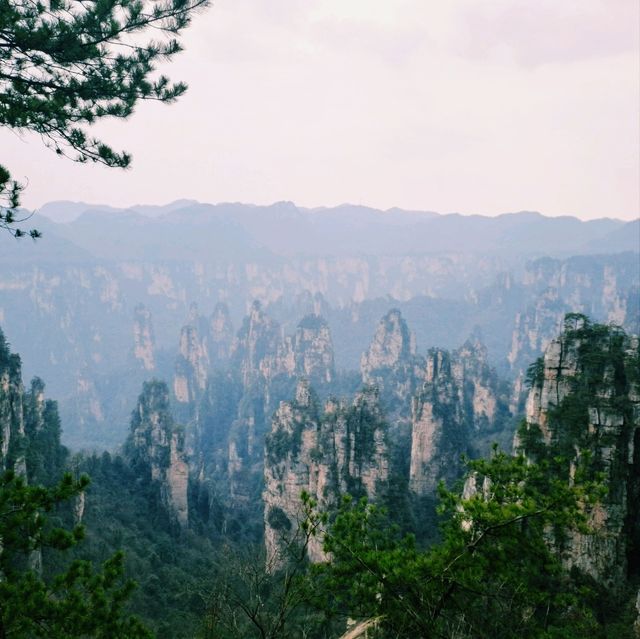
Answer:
6;200;636;263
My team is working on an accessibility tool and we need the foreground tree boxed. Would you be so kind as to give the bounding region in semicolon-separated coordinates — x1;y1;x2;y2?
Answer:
0;469;152;638
202;502;331;639
308;449;607;639
0;0;208;236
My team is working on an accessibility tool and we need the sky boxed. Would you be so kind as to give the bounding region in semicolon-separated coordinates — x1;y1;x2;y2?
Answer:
2;0;639;220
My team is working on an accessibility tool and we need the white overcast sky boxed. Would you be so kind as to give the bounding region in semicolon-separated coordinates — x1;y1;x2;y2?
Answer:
2;0;639;220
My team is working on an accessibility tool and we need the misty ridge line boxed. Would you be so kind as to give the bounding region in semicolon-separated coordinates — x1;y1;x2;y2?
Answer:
6;199;638;263
32;199;636;224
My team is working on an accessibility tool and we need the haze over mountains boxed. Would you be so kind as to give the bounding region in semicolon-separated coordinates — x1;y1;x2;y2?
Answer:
0;199;637;450
10;200;637;262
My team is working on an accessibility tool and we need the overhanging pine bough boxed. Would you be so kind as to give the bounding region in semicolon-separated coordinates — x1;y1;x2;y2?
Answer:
0;0;208;236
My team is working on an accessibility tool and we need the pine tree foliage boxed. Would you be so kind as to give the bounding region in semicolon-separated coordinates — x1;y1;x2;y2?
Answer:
307;451;609;638
0;470;152;638
0;166;36;238
0;0;208;236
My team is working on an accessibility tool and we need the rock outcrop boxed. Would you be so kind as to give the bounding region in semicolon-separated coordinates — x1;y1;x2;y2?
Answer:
360;309;422;412
0;330;67;485
128;381;189;526
517;314;640;588
292;315;335;385
0;330;26;475
174;303;234;404
231;301;283;386
174;324;210;404
184;303;338;508
452;336;505;432
132;304;155;371
507;256;640;381
409;349;465;496
410;339;510;496
361;309;416;375
208;302;234;365
507;298;563;376
263;381;388;567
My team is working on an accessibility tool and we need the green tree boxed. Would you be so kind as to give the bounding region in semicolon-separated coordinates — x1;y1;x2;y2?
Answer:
308;450;605;639
0;469;152;638
0;0;208;236
202;500;330;639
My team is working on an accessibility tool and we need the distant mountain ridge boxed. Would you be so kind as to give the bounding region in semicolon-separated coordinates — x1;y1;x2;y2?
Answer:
15;200;636;262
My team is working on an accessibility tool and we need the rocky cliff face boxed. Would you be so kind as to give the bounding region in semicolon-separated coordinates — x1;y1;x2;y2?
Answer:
132;304;156;371
263;381;388;567
360;309;422;414
0;333;69;576
409;349;465;496
361;309;416;374
0;330;67;486
517;314;639;588
231;301;283;386
292;315;335;385
208;302;234;364
507;296;564;377
174;302;234;404
410;340;510;496
184;304;338;508
453;336;505;432
507;255;640;379
0;330;26;475
128;381;189;526
23;377;64;486
174;324;210;404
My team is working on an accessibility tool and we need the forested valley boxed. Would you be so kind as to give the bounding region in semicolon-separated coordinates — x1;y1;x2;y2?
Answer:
1;297;638;637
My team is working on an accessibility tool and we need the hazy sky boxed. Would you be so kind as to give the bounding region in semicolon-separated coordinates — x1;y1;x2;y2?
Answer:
2;0;639;220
